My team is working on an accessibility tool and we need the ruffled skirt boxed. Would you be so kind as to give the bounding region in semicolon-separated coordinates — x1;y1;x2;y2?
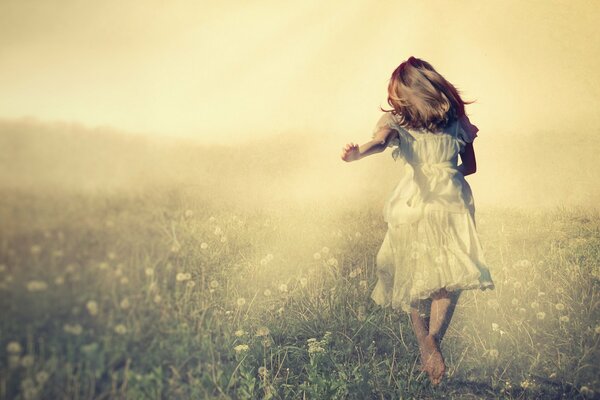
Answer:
370;207;494;313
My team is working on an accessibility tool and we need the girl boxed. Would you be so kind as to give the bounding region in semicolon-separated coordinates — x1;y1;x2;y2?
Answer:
341;56;494;386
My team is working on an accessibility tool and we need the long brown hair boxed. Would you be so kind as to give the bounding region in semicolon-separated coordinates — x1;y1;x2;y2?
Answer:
381;56;474;132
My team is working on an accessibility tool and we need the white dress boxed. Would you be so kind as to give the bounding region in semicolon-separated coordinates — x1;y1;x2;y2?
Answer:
369;112;494;312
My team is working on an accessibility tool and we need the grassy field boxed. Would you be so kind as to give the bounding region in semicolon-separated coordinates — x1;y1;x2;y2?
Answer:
0;187;598;400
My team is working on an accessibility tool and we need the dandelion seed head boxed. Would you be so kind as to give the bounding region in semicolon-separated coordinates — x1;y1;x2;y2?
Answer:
120;298;130;310
6;341;22;354
278;283;288;293
555;303;565;311
313;252;321;260
20;355;34;368
114;324;127;335
559;315;570;323
299;277;308;287
530;301;539;309
144;268;154;277
210;279;220;288
26;280;48;292
153;295;162;304
176;272;191;282
200;242;208;250
536;311;546;320
512;281;522;290
321;247;330;254
488;349;499;358
35;371;49;385
63;323;83;336
234;344;249;354
236;297;246;307
255;326;270;337
263;289;272;296
86;300;99;316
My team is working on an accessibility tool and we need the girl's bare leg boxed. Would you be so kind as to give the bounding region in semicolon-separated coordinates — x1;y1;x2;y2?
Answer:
422;288;460;385
409;301;430;372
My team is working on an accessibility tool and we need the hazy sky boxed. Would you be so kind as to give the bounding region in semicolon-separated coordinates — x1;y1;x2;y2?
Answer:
1;0;599;144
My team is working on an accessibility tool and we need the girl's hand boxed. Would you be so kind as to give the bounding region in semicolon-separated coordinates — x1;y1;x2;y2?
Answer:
341;142;360;162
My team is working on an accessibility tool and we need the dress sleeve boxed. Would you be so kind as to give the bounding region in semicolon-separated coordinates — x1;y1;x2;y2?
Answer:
371;112;399;148
456;114;479;143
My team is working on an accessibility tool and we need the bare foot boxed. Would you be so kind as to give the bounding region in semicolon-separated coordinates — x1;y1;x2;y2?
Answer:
422;335;446;386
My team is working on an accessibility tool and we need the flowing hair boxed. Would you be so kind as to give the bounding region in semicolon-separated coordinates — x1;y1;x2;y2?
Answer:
381;56;474;132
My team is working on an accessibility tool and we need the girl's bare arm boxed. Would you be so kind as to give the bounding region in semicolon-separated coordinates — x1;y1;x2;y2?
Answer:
341;129;399;162
458;142;477;176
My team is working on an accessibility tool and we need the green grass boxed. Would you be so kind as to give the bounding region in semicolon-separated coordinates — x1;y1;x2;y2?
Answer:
0;189;598;399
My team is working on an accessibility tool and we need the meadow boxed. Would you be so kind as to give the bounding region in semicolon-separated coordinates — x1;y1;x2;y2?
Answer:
0;120;599;399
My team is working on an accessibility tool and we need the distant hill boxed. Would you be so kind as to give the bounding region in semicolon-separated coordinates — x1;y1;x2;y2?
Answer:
1;117;598;211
